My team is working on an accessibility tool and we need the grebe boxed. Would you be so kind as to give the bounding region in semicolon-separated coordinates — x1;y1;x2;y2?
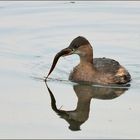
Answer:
46;36;131;85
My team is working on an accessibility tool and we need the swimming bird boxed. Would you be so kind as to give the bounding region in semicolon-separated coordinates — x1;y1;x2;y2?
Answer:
46;36;131;85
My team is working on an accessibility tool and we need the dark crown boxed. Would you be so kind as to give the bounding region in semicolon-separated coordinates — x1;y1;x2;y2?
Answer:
68;36;90;49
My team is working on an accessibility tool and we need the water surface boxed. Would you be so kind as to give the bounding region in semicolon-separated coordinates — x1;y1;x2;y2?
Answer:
0;1;140;139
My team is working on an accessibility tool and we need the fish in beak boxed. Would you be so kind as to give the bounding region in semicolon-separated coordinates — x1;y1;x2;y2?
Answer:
45;47;74;80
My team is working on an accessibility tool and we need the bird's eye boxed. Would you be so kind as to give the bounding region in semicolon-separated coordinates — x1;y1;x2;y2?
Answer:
72;48;75;51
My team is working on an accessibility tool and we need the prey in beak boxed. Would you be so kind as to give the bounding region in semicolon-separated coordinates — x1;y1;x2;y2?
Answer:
45;47;74;80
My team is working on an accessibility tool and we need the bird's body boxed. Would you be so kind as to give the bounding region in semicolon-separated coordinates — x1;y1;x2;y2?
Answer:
46;36;131;85
69;57;131;84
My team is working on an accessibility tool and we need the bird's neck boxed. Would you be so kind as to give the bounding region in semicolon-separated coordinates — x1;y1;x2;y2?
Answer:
79;46;93;65
79;44;93;65
80;55;93;65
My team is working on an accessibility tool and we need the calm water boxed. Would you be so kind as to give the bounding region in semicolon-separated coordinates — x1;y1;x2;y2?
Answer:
0;1;140;139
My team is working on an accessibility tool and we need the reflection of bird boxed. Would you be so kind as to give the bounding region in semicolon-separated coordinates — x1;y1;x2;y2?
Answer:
46;36;131;85
45;82;129;131
73;84;130;100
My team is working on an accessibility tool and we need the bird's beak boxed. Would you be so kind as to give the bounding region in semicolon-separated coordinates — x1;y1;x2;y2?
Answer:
58;47;74;57
46;47;74;79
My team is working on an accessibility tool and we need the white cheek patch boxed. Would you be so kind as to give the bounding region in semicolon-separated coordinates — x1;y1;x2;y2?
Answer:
74;50;81;54
74;50;85;56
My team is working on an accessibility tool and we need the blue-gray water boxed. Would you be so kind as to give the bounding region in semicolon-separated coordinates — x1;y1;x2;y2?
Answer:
0;1;140;139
